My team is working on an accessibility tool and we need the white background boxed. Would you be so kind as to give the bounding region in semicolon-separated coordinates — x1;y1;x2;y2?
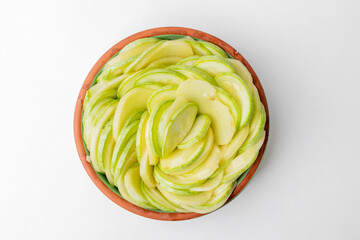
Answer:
1;0;359;239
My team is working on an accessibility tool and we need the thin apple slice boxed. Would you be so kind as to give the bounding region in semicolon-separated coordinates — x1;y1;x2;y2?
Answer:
97;55;138;82
182;37;212;56
139;150;157;188
141;181;183;212
111;120;139;176
124;163;155;209
154;166;206;190
117;69;152;98
182;182;236;214
158;183;197;196
158;184;212;207
183;145;222;181
159;136;205;173
116;152;138;205
87;74;128;105
167;65;217;85
172;128;214;175
83;98;115;147
113;135;136;186
215;87;241;130
190;170;223;192
83;89;117;115
96;120;113;172
197;41;228;57
228;59;253;90
89;100;118;172
195;56;235;77
215;72;254;128
148;100;174;157
146;56;183;69
144;117;159;165
177;55;200;66
104;37;160;70
222;132;265;183
221;125;250;164
112;87;155;139
161;101;198;157
123;110;144;129
125;40;193;73
147;85;177;113
136;111;148;162
133;68;186;87
156;96;188;151
176;79;235;145
178;114;211;149
238;86;266;154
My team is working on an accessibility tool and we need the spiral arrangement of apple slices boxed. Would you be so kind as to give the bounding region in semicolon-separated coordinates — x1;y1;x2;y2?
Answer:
82;36;266;213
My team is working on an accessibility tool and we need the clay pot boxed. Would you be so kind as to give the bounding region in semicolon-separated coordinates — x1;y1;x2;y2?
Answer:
74;27;269;221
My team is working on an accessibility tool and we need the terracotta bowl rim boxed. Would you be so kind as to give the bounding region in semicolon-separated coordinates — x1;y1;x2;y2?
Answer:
74;26;270;221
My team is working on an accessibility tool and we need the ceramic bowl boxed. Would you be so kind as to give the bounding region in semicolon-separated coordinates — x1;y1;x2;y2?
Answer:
74;27;269;221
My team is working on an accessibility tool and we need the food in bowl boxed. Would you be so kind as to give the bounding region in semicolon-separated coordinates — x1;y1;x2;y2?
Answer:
81;36;266;213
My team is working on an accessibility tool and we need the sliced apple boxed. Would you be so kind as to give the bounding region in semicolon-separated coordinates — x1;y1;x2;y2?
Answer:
190;170;223;192
139;150;157;188
112;87;155;139
195;56;235;77
97;55;138;82
183;145;222;181
83;89;117;115
167;65;217;85
215;86;241;130
182;182;236;214
113;135;136;186
176;79;235;145
103;127;116;186
136;111;148;162
223;132;265;183
158;184;212;207
144;116;159;165
197;41;228;57
116;152;138;204
141;181;182;212
125;40;193;73
153;166;206;190
159;136;205;173
146;56;183;68
157;97;196;155
177;55;200;66
96;119;113;172
104;37;160;70
158;183;197;196
111;120;139;176
147;85;177;113
172;128;214;175
228;59;253;90
148;100;174;157
215;72;254;128
124;163;155;209
89;100;118;172
221;125;250;163
182;37;212;56
83;98;115;148
117;69;152;98
133;68;186;87
238;86;266;154
123;110;144;129
161;102;198;157
178;114;211;149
